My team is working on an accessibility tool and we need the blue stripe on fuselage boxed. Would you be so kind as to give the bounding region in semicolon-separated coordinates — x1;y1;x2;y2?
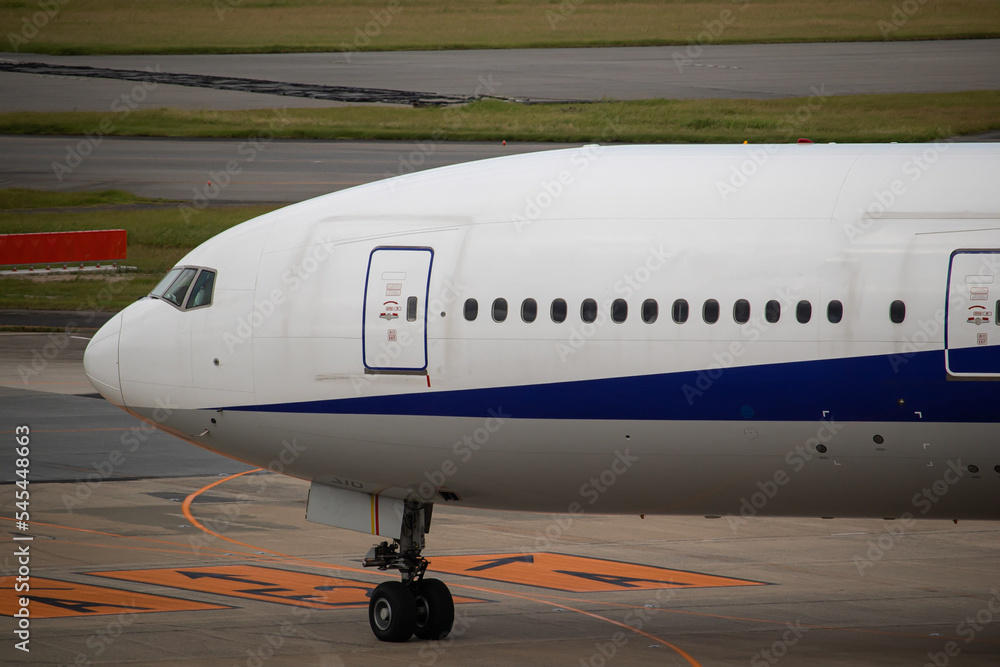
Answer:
227;348;1000;422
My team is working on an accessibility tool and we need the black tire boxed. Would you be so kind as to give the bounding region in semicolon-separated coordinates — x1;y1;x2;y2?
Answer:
412;578;455;641
369;581;416;642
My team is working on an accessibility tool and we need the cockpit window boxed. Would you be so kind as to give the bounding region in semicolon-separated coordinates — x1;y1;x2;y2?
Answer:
161;268;197;306
151;268;182;298
186;270;216;309
150;266;216;310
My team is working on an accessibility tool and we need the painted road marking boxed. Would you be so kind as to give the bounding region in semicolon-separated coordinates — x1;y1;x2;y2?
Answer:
429;553;767;592
90;565;482;609
0;576;231;618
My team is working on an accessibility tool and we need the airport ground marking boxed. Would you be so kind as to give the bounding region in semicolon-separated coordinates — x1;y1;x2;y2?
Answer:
0;515;284;561
177;473;704;663
449;581;703;667
429;552;767;592
89;564;482;610
0;478;986;657
0;576;231;618
176;473;1000;660
3;522;991;649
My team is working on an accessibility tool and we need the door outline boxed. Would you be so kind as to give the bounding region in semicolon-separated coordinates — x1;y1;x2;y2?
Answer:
945;249;1000;378
361;246;433;374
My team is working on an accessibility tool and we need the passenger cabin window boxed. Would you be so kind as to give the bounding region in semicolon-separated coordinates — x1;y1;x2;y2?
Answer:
703;299;720;324
492;298;508;323
890;300;906;324
521;298;537;323
406;296;418;322
765;300;780;323
796;300;812;324
672;299;689;324
827;300;843;324
464;298;478;321
551;298;567;323
733;299;750;324
581;298;598;323
151;266;216;311
641;299;658;324
611;299;628;323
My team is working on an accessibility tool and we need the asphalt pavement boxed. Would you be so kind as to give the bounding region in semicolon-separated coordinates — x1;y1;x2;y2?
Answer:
2;39;999;111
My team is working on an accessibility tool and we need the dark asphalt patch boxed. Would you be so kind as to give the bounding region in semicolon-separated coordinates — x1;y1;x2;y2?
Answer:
0;60;474;106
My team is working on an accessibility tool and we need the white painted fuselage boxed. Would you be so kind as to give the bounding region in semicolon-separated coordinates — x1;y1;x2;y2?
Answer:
85;143;1000;523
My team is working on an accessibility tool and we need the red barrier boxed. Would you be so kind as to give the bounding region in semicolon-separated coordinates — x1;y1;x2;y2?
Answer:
0;230;127;266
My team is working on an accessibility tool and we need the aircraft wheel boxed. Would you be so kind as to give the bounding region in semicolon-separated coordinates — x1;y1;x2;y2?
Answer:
369;581;416;642
413;578;455;640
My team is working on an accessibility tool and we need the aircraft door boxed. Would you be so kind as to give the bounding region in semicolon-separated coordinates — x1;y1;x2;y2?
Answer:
945;250;1000;377
362;246;433;373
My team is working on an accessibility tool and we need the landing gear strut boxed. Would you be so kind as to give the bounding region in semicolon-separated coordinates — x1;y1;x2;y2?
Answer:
364;500;454;642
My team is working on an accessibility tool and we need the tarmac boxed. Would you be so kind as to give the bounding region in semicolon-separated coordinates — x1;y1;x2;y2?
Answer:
1;323;999;666
3;40;1000;111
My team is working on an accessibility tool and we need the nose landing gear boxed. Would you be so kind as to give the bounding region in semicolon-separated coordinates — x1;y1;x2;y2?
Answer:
363;500;455;642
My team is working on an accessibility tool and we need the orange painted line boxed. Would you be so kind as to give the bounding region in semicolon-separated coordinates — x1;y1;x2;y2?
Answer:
180;474;1000;648
180;471;380;578
180;469;282;554
179;476;699;663
93;565;376;610
55;540;270;560
180;472;379;573
0;576;230;618
430;553;765;592
91;565;482;610
16;512;996;648
452;582;702;667
488;589;998;643
0;515;274;560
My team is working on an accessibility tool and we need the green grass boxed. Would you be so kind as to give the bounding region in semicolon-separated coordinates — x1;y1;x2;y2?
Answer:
0;197;279;310
2;0;998;55
0;188;167;210
1;92;998;143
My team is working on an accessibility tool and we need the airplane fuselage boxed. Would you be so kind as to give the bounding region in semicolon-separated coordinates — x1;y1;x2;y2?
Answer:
85;143;1000;522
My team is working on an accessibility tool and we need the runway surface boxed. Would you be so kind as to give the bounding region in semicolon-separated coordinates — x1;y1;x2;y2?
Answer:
3;132;998;206
0;136;575;202
1;327;999;666
3;39;999;111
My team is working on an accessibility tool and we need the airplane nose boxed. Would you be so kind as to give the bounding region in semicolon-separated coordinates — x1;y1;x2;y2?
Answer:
84;311;124;406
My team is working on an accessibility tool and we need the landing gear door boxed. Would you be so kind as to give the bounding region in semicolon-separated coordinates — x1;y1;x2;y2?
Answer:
363;247;433;373
945;250;1000;378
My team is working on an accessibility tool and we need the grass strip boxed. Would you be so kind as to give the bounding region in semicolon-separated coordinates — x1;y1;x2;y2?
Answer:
0;201;280;310
1;92;999;144
0;188;168;210
3;0;998;55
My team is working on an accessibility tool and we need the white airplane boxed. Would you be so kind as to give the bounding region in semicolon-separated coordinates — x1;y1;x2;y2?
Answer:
84;142;1000;642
